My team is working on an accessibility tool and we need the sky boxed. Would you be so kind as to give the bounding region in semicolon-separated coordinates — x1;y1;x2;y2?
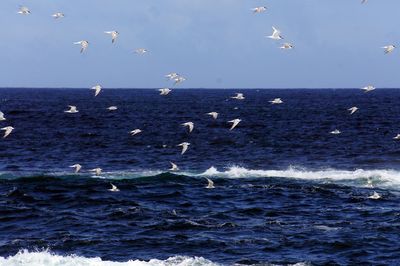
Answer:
0;0;398;89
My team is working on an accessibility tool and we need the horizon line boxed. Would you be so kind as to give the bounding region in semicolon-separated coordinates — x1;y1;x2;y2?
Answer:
0;87;399;90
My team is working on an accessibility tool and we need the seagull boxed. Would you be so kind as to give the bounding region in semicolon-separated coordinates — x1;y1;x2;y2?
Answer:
169;162;179;171
231;93;245;100
107;106;118;111
269;98;283;104
64;105;79;113
1;126;14;138
182;122;194;133
90;168;102;176
74;40;89;53
348;107;358;115
130;129;142;136
104;31;119;43
178;142;190;155
174;76;186;85
108;183;120;192
52;12;64;19
362;85;375;93
207;112;219;119
17;6;30;15
159;88;171;95
135;48;148;55
205;178;215;189
330;129;341;135
0;111;6;121
368;191;381;199
165;73;179;80
251;6;267;13
382;45;395;54
69;164;82;173
393;134;400;140
267;26;283;40
228;119;241;130
280;43;294;49
91;84;102;97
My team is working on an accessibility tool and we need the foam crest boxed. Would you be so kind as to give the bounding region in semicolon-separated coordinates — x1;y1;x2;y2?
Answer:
0;250;218;266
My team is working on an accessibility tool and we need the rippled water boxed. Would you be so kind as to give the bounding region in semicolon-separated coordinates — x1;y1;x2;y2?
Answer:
0;88;399;265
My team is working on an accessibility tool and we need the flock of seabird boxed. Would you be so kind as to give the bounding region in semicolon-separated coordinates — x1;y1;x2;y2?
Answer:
0;2;387;197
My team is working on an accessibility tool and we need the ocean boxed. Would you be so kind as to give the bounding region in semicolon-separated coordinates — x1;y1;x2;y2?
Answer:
0;88;399;265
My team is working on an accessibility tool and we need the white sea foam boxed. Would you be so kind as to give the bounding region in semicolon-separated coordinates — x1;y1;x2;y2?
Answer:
199;166;400;189
0;250;218;266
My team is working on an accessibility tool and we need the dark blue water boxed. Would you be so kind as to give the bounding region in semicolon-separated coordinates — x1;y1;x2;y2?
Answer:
0;88;400;265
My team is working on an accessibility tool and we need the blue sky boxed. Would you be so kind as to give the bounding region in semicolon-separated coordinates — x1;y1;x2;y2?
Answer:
0;0;398;88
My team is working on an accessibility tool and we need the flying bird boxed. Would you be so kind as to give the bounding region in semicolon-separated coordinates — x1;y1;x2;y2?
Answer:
130;129;142;136
74;40;89;53
362;85;375;93
104;31;119;43
90;168;102;176
52;12;64;19
280;43;294;49
169;162;179;171
269;98;283;104
165;73;179;80
64;105;79;113
174;76;186;85
91;84;102;97
107;106;118;111
159;88;171;95
135;48;148;55
182;122;194;133
0;112;6;121
178;142;190;155
17;6;30;15
207;112;219;119
348;107;358;115
393;134;400;140
382;45;395;54
70;164;82;173
108;183;120;192
330;129;341;135
251;6;267;13
205;178;215;189
228;119;241;130
267;26;283;40
231;93;245;100
1;126;14;138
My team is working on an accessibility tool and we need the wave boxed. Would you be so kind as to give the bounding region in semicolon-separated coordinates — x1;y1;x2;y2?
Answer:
0;250;219;266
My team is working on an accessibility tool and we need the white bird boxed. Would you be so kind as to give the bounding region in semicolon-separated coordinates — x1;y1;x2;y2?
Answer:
91;84;102;97
159;88;171;95
205;178;215;189
104;31;119;43
182;122;194;133
368;191;381;199
130;129;142;136
135;48;148;55
251;6;267;13
393;134;400;140
269;98;283;104
108;183;120;192
70;164;82;173
174;76;186;85
64;105;79;113
74;40;89;53
280;43;294;49
267;26;283;40
0;111;6;121
90;168;102;176
330;129;341;135
231;93;245;100
207;112;219;119
165;73;179;80
169;162;179;171
107;106;118;111
1;126;14;138
228;119;241;130
348;107;358;115
382;45;395;54
52;12;64;19
178;142;190;155
362;85;375;93
17;6;30;15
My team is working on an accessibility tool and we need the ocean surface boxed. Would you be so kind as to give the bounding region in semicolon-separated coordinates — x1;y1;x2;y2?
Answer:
0;88;400;265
